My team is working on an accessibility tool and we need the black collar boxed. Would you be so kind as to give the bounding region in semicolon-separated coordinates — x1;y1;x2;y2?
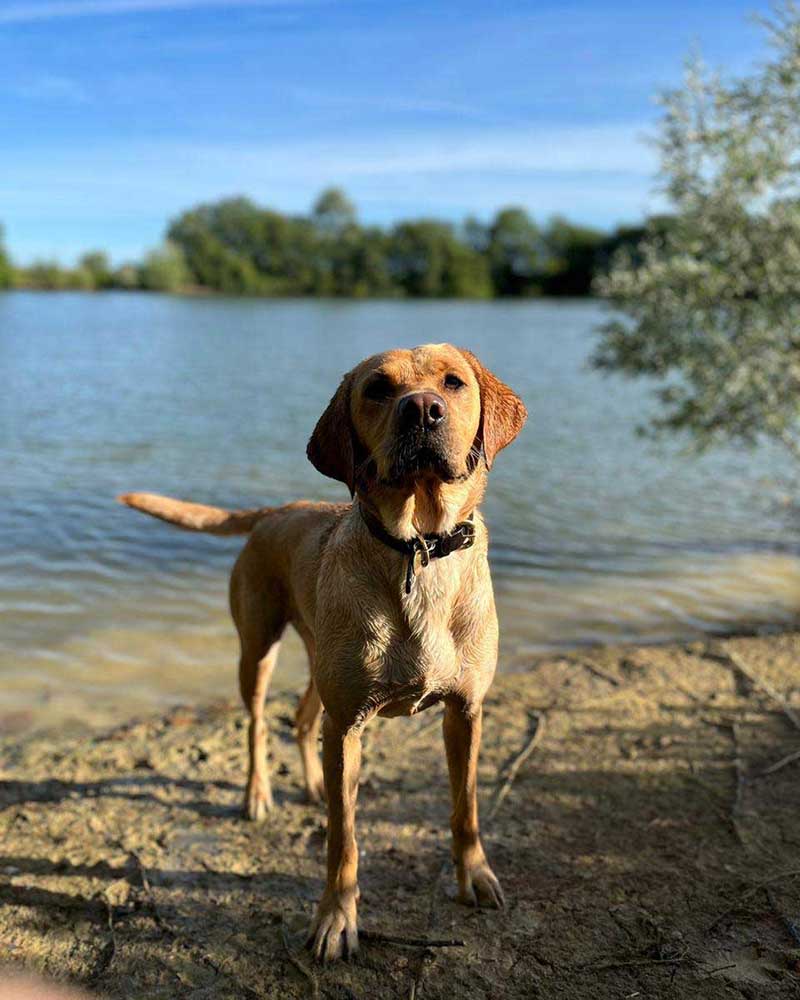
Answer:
357;502;476;594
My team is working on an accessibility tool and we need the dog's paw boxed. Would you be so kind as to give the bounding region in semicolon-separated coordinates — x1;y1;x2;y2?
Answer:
243;782;273;823
306;890;359;963
457;861;505;909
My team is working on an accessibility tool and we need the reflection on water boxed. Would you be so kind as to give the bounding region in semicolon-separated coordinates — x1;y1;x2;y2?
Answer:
1;293;798;731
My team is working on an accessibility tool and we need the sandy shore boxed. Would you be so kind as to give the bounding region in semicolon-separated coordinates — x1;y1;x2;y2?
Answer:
2;631;799;998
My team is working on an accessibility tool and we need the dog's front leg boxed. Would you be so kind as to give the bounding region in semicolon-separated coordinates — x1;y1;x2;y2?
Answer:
308;714;362;962
443;699;505;908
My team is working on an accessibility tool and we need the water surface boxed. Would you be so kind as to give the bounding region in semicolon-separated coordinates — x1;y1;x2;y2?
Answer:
1;293;798;731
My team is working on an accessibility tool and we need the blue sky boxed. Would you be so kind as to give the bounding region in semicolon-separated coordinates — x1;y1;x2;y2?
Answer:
0;0;771;263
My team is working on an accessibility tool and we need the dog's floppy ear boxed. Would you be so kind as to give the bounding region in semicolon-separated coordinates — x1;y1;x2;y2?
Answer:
460;349;527;469
307;372;356;493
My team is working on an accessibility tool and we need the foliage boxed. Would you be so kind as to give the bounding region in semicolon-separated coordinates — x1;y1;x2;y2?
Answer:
0;225;13;289
593;3;800;460
487;207;543;296
387;219;492;298
20;260;94;290
165;195;626;299
312;187;358;236
113;263;141;290
1;192;662;300
139;242;191;293
541;217;605;296
79;251;113;289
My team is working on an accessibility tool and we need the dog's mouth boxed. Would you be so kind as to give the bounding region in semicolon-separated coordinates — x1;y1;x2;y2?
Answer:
383;430;462;485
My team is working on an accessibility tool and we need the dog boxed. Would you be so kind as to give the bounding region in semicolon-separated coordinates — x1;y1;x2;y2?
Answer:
119;342;526;962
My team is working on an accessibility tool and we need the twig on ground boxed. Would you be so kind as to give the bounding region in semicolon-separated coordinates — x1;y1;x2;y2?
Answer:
580;952;691;972
671;680;704;704
573;658;621;687
360;928;463;949
130;850;150;892
280;921;320;999
717;645;800;732
128;849;177;937
706;871;800;932
702;963;737;977
713;714;800;949
88;896;117;984
488;712;546;821
726;722;748;849
759;745;800;777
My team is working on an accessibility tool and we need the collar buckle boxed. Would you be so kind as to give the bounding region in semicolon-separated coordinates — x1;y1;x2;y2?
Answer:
357;502;476;595
437;520;475;557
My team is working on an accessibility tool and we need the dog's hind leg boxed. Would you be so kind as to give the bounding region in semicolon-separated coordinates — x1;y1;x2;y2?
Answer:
239;640;281;821
231;556;286;822
295;631;325;803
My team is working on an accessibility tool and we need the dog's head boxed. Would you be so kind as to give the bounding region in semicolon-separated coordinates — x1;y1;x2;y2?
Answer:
307;343;526;497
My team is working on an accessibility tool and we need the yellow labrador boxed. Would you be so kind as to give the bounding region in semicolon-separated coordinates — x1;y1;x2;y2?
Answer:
120;342;526;962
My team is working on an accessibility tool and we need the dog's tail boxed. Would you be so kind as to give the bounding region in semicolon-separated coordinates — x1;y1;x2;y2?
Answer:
117;492;273;535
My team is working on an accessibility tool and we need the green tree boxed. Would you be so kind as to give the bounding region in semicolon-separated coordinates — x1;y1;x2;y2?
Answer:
311;225;396;298
67;265;96;290
79;250;113;290
168;198;318;294
541;217;605;296
168;207;266;294
388;220;491;298
113;262;141;290
347;227;396;296
0;225;13;289
24;260;70;290
594;217;677;280
462;216;490;255
594;4;800;460
139;241;190;292
308;188;389;296
487;207;542;296
312;187;357;236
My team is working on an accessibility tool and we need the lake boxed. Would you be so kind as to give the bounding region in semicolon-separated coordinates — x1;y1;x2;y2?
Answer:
2;292;798;732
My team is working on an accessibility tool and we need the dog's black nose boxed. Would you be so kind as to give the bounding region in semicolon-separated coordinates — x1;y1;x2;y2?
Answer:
398;391;447;431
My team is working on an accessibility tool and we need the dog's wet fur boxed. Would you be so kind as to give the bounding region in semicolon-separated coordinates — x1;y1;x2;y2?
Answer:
119;342;526;962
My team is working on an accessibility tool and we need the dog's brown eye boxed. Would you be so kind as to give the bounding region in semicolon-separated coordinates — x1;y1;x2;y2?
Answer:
444;373;465;390
364;375;393;401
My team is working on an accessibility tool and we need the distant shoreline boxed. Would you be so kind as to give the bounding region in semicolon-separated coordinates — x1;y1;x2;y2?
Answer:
0;190;661;298
0;287;602;301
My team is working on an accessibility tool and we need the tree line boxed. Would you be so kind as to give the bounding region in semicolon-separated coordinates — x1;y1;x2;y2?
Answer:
0;189;662;298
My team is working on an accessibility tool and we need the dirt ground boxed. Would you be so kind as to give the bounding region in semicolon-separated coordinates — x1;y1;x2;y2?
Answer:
2;631;800;999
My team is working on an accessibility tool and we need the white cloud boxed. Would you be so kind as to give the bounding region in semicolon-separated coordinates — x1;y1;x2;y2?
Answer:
4;125;660;212
184;123;651;178
0;0;306;25
2;123;658;186
1;122;662;260
180;123;658;181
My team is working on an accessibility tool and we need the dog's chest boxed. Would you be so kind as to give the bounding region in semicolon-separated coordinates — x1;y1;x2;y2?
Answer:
376;559;466;715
